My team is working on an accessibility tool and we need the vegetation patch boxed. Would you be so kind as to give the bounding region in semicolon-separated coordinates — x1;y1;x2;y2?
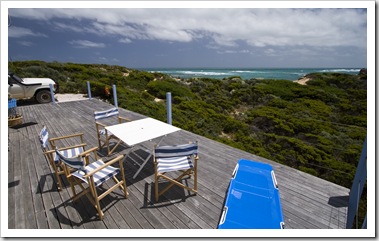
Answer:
9;60;366;190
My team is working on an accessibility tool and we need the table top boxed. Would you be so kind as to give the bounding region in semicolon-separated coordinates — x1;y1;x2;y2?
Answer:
105;117;181;146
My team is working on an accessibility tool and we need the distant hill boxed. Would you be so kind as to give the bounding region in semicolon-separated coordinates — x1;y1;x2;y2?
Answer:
9;60;367;190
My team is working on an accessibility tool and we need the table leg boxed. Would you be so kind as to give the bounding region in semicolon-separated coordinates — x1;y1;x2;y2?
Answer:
109;139;123;155
132;135;166;179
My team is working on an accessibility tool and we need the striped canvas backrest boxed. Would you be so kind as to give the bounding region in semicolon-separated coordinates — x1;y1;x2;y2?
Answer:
155;142;198;159
55;149;86;172
39;126;49;149
94;108;119;120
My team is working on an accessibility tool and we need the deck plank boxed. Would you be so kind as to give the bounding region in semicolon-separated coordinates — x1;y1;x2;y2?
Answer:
7;98;350;232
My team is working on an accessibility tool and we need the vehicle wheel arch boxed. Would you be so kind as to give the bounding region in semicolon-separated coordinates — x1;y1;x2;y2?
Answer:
35;88;53;104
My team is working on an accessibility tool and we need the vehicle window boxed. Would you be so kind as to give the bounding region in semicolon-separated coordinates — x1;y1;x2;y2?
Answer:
8;76;17;84
9;74;23;83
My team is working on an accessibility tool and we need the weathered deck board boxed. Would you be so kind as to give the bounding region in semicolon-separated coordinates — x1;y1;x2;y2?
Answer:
7;98;349;233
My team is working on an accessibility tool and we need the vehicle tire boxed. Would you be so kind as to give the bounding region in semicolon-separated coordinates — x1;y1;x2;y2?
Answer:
35;90;52;104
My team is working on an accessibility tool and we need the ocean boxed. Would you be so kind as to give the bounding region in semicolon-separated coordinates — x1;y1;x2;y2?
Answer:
142;68;362;81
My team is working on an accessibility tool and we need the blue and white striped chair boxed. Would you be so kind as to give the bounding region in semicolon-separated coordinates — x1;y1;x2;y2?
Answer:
94;108;130;155
39;125;87;191
55;146;128;220
153;142;199;202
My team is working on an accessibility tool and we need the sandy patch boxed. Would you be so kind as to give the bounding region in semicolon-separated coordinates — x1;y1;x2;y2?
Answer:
55;93;88;102
294;77;311;85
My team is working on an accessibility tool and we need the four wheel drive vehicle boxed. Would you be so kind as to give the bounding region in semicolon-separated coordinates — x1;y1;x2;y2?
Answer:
8;72;58;104
218;159;285;229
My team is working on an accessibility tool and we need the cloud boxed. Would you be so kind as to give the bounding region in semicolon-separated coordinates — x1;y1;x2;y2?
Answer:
264;48;277;56
8;26;47;38
119;38;132;44
53;22;84;32
69;40;106;48
18;41;33;46
9;8;367;49
97;56;119;63
217;49;251;54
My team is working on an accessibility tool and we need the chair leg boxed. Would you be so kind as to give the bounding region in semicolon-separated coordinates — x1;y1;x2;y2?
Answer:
122;181;128;198
97;135;102;151
68;176;77;198
105;136;111;155
155;174;159;202
108;139;122;156
89;181;104;220
116;158;129;197
112;176;129;198
50;161;63;191
70;180;91;202
194;156;198;192
194;171;197;192
159;172;187;197
156;170;197;201
54;171;63;191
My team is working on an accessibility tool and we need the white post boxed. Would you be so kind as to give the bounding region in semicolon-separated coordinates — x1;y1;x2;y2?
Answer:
87;81;92;99
166;92;172;125
113;84;118;108
49;84;56;104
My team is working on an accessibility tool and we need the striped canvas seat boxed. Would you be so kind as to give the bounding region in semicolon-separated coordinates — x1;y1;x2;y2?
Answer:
53;147;84;163
94;108;130;155
153;142;199;202
156;156;194;173
72;159;120;187
39;126;49;148
38;125;87;191
95;108;117;136
94;107;119;120
55;147;128;220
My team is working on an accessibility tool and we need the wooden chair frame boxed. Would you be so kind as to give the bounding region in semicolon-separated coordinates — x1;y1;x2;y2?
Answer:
153;142;199;202
56;147;128;220
94;108;130;155
39;126;87;191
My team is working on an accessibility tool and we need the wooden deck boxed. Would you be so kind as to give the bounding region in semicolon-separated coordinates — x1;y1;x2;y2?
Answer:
6;98;349;235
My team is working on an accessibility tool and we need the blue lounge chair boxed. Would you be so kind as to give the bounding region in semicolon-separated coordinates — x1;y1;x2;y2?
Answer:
218;159;285;229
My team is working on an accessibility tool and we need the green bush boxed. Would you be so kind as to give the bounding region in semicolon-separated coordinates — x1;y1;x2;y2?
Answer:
147;79;196;100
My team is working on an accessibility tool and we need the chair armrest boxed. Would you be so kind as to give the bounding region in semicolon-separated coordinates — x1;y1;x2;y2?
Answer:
118;116;130;122
84;154;124;178
49;133;86;150
76;146;99;157
95;122;107;128
58;143;87;151
43;144;88;155
49;133;85;142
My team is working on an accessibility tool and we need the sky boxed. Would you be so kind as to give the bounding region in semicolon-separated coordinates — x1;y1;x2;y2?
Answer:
5;2;370;69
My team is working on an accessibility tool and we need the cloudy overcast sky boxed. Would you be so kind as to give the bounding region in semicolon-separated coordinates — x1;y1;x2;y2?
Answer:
5;2;370;68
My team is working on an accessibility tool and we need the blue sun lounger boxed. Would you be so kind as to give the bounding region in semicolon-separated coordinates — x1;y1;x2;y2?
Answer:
218;159;285;229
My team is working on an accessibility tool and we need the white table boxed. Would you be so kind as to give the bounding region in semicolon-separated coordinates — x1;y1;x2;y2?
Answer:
105;117;180;179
